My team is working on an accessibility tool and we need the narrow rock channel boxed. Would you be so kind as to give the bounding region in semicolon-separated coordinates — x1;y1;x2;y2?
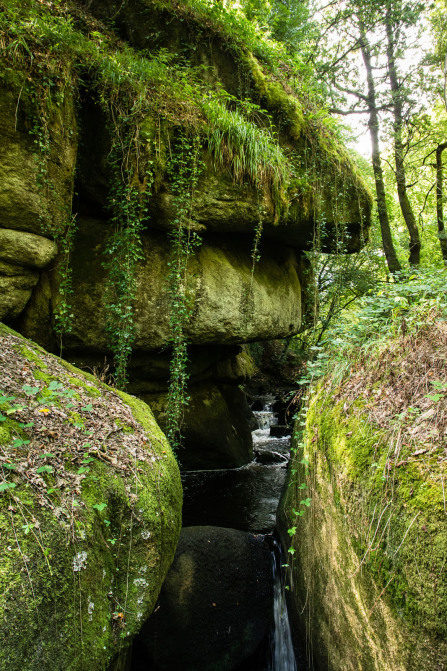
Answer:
129;396;300;671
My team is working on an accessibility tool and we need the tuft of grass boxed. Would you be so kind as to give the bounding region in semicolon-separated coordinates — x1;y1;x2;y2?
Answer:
203;96;289;198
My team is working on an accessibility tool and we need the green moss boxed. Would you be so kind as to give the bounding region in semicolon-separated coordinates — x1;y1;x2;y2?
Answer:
68;376;102;397
0;422;12;444
281;374;447;671
20;344;48;369
0;326;182;671
242;52;305;140
112;418;134;433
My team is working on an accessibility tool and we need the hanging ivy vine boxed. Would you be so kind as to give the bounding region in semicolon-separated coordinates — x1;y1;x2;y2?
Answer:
165;132;204;452
102;113;155;389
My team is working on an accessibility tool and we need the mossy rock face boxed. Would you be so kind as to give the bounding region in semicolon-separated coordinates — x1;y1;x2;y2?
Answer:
0;324;182;671
0;270;39;321
18;219;302;352
77;1;371;251
0;79;77;238
145;383;254;470
0;0;371;342
77;94;370;253
0;76;76;321
0;229;57;320
279;336;447;670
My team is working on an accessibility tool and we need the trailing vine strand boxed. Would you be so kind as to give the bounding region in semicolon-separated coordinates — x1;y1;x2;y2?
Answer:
103;115;154;389
165;133;203;452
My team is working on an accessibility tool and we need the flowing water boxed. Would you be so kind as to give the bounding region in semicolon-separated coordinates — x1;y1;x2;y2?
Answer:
128;396;300;671
182;397;290;533
268;539;297;671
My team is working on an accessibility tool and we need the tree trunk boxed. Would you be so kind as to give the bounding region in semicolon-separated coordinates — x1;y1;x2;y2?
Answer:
359;25;402;274
385;8;421;265
436;142;447;264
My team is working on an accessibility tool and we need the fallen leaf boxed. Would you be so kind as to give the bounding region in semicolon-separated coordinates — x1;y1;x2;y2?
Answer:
411;448;429;457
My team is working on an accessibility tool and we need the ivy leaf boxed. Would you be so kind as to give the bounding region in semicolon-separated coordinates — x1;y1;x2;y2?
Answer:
0;395;15;403
22;385;40;396
13;438;30;448
48;381;63;391
7;406;25;415
425;393;443;402
0;482;17;493
36;465;54;474
432;380;447;391
93;502;107;512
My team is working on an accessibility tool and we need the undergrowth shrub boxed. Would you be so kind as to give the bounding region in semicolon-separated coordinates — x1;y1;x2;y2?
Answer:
302;267;447;384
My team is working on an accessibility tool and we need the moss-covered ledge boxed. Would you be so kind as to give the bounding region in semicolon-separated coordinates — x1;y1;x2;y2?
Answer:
279;340;447;671
0;324;182;671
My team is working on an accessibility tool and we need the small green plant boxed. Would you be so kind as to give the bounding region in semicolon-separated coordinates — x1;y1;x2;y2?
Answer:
93;502;107;512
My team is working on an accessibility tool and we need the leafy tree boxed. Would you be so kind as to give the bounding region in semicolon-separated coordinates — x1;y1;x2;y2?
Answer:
384;0;424;265
239;0;313;46
307;0;429;269
358;13;402;273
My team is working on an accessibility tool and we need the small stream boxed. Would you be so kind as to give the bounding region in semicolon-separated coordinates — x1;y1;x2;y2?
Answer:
130;396;299;671
182;398;290;534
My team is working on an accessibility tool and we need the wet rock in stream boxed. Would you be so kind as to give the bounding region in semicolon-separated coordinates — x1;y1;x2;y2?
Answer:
134;526;273;671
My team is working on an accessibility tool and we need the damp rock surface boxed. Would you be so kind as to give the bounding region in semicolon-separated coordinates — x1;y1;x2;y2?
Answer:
136;525;273;671
279;322;447;671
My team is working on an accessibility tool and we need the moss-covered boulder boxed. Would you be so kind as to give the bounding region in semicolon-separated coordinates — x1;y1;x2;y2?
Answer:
0;324;182;671
279;323;447;671
18;219;302;352
0;229;57;321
